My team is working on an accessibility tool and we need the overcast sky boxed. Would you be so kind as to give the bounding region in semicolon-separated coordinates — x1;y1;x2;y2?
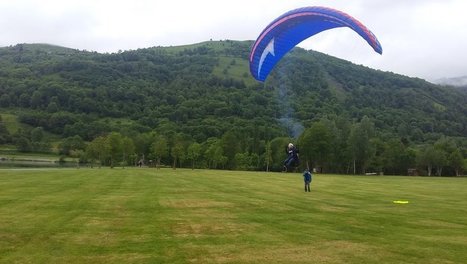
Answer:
0;0;465;81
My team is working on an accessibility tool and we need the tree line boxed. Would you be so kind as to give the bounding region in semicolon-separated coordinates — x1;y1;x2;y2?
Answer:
4;113;464;176
72;115;467;176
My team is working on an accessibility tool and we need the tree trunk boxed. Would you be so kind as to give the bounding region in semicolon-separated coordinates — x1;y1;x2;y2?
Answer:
436;166;442;176
353;159;356;175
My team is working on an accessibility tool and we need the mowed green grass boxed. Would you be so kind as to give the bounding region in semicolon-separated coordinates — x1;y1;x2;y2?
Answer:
0;169;466;263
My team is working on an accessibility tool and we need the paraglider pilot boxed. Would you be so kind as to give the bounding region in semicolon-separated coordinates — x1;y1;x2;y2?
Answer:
283;143;299;172
303;169;312;192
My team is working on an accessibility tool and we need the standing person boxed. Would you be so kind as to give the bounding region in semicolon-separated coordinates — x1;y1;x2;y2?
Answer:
303;169;312;192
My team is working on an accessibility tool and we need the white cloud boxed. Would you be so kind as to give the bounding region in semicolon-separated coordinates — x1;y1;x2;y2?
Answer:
0;0;466;80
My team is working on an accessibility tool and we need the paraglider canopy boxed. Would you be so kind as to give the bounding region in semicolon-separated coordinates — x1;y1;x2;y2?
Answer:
249;6;382;82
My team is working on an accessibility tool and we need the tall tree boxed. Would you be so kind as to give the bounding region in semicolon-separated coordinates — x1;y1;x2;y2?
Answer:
0;115;11;144
171;133;186;169
152;134;168;169
86;136;109;168
382;139;416;175
204;138;220;169
30;127;44;142
133;132;153;164
432;138;453;176
264;141;273;172
299;121;333;172
448;149;464;176
16;137;32;152
417;145;436;176
59;135;85;156
107;132;123;168
221;130;240;169
331;116;352;173
348;116;375;174
187;142;202;170
121;136;135;168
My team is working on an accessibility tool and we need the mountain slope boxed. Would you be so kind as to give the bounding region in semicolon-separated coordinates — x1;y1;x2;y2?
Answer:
267;49;466;139
0;41;466;143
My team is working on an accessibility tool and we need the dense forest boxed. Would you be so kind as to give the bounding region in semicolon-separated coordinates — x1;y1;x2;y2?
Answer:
0;41;466;175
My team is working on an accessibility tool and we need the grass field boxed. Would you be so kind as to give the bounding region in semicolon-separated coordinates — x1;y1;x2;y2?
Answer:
0;168;466;263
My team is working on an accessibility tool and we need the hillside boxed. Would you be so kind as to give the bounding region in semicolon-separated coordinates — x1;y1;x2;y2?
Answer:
0;41;466;173
1;41;465;138
0;41;276;140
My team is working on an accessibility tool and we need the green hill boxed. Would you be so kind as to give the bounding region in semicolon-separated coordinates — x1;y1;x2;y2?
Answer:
0;41;466;174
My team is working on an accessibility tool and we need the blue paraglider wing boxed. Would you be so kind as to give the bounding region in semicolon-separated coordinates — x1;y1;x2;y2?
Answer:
249;6;382;82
